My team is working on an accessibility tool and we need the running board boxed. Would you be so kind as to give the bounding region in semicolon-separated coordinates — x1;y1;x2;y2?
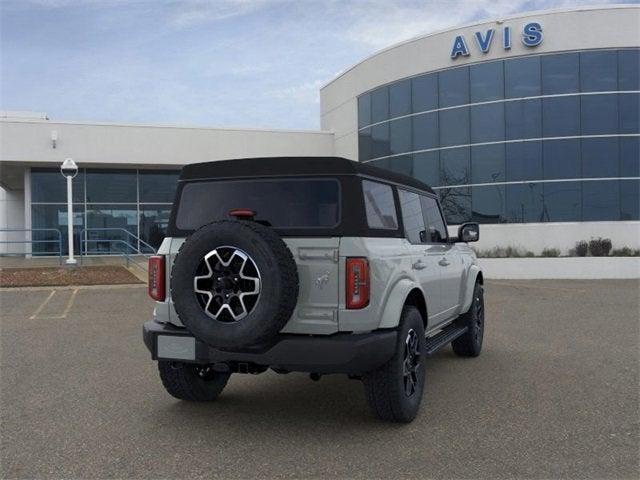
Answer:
424;324;468;357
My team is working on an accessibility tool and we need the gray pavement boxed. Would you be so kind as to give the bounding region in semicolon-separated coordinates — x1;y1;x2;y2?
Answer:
1;280;639;479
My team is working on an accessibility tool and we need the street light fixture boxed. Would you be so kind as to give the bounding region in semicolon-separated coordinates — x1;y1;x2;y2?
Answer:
60;158;78;265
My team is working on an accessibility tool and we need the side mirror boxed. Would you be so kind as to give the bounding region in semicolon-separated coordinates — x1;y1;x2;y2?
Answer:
458;222;479;243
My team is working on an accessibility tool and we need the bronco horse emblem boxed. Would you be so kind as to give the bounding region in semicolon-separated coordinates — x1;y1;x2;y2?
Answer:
315;272;330;289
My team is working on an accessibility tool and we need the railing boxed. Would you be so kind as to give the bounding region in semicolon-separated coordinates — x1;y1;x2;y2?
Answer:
79;228;157;271
0;228;64;264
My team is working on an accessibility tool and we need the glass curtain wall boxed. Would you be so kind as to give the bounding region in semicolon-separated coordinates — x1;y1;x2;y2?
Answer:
357;48;640;224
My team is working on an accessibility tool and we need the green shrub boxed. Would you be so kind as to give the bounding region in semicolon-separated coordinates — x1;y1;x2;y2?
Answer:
610;247;640;257
541;248;561;257
475;246;535;258
574;240;589;257
588;237;612;257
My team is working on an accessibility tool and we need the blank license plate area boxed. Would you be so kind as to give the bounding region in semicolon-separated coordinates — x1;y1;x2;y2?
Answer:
157;335;196;360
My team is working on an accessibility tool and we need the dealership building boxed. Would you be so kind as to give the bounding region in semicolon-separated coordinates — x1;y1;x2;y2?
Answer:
1;5;638;257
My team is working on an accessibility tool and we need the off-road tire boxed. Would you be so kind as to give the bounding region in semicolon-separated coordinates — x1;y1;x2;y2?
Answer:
158;361;230;401
171;220;299;348
452;281;484;357
363;305;426;423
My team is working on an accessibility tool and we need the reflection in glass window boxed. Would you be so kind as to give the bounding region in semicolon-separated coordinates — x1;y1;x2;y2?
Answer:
470;61;504;102
583;180;620;221
412;73;438;113
620;179;640;220
505;99;541;140
440;148;470;186
413;152;440;187
371;87;389;123
439;187;471;224
470;103;504;143
582;138;619;178
439;108;469;147
506;142;543;182
580;51;618;92
389;117;411;155
31;169;85;203
86;170;136;203
542;53;579;94
412;112;438;151
139;171;179;203
387;155;413;176
619;93;640;134
362;180;398;230
542;96;580;137
420;195;448;242
618;49;640;91
358;94;371;128
581;94;619;135
543;182;581;222
472;185;505;223
439;67;469;108
398;190;425;243
371;123;390;158
471;144;505;183
86;205;138;254
390;79;411;118
543;139;581;180
140;205;171;250
359;128;373;161
621;137;640;177
505;56;541;98
31;204;84;255
506;183;543;223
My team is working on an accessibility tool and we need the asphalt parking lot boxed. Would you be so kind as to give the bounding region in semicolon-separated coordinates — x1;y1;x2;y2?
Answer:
1;280;638;479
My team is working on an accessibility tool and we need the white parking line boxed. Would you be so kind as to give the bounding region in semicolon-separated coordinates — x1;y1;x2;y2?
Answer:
29;290;56;319
28;288;80;320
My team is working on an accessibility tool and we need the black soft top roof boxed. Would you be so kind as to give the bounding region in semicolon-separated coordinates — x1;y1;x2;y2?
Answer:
179;156;434;194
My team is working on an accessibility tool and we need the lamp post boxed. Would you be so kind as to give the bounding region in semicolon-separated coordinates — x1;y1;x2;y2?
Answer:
60;158;78;265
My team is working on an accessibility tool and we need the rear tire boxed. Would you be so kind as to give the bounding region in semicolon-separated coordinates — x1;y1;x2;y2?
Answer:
452;282;484;357
158;361;231;402
362;306;426;423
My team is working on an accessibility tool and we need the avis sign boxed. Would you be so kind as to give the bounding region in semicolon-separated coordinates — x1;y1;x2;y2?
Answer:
450;22;543;59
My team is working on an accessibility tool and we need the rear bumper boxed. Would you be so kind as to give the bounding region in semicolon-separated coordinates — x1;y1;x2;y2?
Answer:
143;320;397;375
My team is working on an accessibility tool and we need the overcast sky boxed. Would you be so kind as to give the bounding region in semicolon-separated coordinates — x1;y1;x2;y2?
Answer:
1;0;635;129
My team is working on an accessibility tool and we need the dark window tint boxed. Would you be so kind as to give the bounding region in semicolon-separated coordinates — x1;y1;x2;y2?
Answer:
621;137;640;177
583;180;620;221
581;94;618;135
140;205;171;250
31;204;84;255
505;56;541;98
506;183;543;223
362;180;398;230
506;141;543;182
371;87;389;123
412;73;438;112
542;96;580;137
620;179;640;220
439;108;469;147
371;123;390;158
420;195;448;242
440;147;470;186
582;138;619;178
176;179;340;230
398;190;425;243
470;103;504;143
543;182;581;222
472;144;505;183
472;185;505;223
358;94;371;128
139;171;179;203
358;128;373;161
412;112;438;151
439;67;469;107
470;61;504;102
31;168;84;203
389;117;411;155
618;49;640;91
413;152;440;187
439;187;471;224
390;79;411;118
505;98;542;140
580;51;617;92
86;170;136;203
542;53;579;94
543;139;581;180
619;93;640;134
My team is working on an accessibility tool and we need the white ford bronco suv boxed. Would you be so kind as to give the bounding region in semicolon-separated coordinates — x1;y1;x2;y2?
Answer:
143;157;484;423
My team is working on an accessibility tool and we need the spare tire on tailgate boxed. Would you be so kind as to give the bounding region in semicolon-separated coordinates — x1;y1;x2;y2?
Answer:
171;220;299;348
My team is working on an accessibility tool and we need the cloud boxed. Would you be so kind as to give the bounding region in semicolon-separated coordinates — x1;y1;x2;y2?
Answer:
168;0;282;28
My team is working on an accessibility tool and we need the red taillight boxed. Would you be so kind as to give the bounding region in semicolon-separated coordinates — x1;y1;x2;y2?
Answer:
148;255;165;301
346;257;369;309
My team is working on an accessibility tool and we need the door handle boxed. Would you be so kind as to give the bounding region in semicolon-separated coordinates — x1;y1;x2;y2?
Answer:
438;258;450;267
412;260;427;270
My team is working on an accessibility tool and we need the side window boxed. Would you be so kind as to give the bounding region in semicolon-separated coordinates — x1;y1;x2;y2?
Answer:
420;195;448;243
362;180;398;230
398;189;426;244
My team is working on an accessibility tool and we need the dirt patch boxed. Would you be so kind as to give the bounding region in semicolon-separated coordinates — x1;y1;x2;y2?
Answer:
0;266;143;288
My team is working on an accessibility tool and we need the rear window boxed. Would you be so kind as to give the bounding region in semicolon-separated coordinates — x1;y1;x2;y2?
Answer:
175;178;340;231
